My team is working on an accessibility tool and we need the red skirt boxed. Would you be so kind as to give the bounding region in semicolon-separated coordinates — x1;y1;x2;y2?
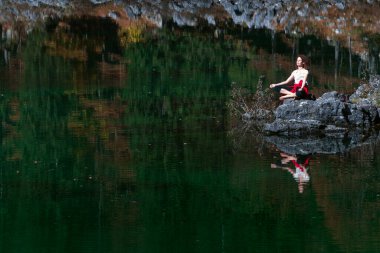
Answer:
290;80;308;94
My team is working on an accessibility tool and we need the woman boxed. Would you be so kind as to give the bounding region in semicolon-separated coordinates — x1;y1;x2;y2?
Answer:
270;55;309;100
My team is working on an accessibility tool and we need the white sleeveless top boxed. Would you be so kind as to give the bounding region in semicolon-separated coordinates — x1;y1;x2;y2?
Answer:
293;69;308;84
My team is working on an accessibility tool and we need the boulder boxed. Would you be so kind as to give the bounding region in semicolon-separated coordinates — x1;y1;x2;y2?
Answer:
264;76;380;135
349;75;380;106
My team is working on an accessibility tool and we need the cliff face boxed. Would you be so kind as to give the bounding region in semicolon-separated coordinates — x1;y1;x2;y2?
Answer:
1;0;379;33
1;0;379;61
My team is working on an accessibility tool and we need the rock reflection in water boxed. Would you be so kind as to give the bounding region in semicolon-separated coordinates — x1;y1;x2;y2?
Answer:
271;152;311;194
265;128;380;155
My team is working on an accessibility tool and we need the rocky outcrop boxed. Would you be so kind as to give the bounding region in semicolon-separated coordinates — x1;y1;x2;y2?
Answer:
264;75;380;136
0;0;379;33
349;75;380;107
1;0;379;61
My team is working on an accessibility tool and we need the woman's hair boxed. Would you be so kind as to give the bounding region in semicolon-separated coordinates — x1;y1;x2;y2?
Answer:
298;55;310;69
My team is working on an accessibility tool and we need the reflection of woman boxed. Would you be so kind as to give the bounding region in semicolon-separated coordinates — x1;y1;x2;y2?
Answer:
271;152;311;193
269;55;310;100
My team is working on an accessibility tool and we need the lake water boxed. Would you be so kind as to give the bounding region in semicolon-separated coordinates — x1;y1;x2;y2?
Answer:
1;19;380;253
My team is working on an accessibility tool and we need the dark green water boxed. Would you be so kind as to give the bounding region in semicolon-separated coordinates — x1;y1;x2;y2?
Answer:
1;20;380;253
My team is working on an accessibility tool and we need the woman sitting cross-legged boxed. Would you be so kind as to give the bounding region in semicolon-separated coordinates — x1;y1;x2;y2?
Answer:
270;55;310;101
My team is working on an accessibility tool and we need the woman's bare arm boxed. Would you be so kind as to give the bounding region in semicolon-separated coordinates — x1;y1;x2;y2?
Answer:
270;72;295;88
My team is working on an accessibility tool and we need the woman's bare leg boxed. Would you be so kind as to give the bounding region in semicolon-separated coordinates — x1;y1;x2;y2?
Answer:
279;93;296;100
279;88;294;95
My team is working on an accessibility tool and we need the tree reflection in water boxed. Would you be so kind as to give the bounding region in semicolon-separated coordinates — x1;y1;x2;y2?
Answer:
271;152;312;194
1;15;380;253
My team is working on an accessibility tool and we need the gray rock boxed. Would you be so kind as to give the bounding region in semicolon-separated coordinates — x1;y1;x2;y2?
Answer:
89;0;111;4
265;77;380;135
141;7;163;27
369;75;380;89
125;5;142;19
172;12;197;26
204;14;216;25
108;11;119;20
335;2;345;10
264;119;323;136
350;75;380;106
324;125;348;135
